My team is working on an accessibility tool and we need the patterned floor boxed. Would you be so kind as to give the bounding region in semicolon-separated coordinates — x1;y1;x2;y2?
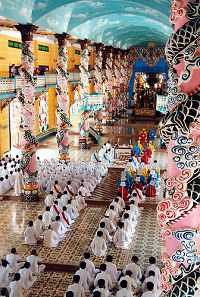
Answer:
1;116;167;297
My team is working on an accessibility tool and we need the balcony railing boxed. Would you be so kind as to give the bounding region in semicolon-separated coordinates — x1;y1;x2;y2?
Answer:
0;72;81;95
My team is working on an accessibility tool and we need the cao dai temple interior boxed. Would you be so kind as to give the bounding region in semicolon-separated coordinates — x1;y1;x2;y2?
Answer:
0;0;199;296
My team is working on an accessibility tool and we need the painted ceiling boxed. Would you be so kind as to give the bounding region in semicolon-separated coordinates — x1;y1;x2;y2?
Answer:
0;0;172;49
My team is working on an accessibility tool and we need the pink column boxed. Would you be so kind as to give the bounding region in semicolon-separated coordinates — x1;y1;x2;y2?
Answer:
16;24;38;201
55;33;71;161
157;0;200;294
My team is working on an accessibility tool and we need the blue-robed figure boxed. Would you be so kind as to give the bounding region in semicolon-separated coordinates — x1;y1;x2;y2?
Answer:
149;129;156;142
131;142;141;157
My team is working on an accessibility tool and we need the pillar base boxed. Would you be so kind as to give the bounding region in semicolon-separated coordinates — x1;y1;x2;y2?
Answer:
59;154;70;162
22;184;39;202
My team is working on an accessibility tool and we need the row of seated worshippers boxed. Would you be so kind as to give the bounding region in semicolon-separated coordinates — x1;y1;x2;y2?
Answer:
0;247;45;297
37;159;108;195
91;140;115;164
0;154;23;196
64;252;162;297
90;193;140;256
23;186;88;248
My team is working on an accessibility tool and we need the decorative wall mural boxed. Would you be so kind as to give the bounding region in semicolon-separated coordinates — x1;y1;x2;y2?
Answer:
158;0;200;295
39;91;48;132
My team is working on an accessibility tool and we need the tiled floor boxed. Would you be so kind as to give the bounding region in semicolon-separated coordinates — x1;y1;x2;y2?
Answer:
1;115;167;296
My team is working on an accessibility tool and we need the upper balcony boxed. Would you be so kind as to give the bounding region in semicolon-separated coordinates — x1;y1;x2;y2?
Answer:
0;71;88;98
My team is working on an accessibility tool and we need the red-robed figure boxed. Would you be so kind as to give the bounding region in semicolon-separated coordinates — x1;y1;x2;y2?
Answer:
139;128;147;145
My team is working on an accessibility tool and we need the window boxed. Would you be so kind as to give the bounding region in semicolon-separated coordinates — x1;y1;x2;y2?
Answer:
38;45;49;52
8;40;22;49
75;49;80;55
74;65;80;69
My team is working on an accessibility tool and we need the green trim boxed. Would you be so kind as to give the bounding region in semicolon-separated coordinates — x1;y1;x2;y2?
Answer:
38;45;49;52
75;49;80;55
8;40;22;49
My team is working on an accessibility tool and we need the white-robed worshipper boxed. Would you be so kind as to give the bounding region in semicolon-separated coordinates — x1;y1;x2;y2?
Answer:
94;264;113;291
130;200;140;219
91;150;101;163
51;216;67;239
6;248;24;274
100;216;116;234
19;262;37;290
116;193;125;209
131;186;145;203
123;205;137;223
66;200;79;220
0;177;5;195
123;256;142;285
105;205;119;225
50;200;61;221
9;273;29;297
141;282;155;297
110;198;123;215
122;213;135;238
8;171;15;187
75;261;93;292
24;221;37;245
83;180;94;195
113;222;131;250
105;255;121;283
145;257;161;281
43;226;60;248
98;146;106;161
119;270;138;292
65;181;75;199
26;249;45;276
103;151;112;164
42;206;52;227
91;231;107;257
46;176;55;193
83;252;99;280
78;183;91;197
75;191;87;211
93;279;110;297
61;190;70;207
97;222;112;243
3;175;10;192
0;260;10;287
14;168;23;196
106;140;112;151
33;215;45;240
60;206;74;228
142;271;161;297
66;274;85;297
44;191;55;207
51;180;62;196
116;280;134;297
1;166;9;178
0;287;9;297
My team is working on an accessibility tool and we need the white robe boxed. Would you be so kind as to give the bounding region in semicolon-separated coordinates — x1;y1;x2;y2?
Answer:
42;211;52;227
24;226;37;245
75;268;93;292
44;194;55;207
119;275;137;291
33;219;45;240
91;236;107;257
105;209;118;225
61;194;69;207
6;253;24;273
105;261;121;283
122;219;135;238
0;266;10;286
142;276;161;297
97;227;112;242
100;218;116;234
43;229;60;248
123;263;142;285
19;267;37;289
93;287;110;297
84;259;99;279
51;221;66;238
94;271;113;290
113;229;131;249
0;181;6;195
66;283;85;297
26;255;45;276
9;280;28;297
116;288;133;297
14;172;23;196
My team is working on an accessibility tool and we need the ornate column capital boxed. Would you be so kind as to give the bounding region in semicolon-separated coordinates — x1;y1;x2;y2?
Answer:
77;39;90;50
15;23;38;42
94;43;104;53
55;33;71;47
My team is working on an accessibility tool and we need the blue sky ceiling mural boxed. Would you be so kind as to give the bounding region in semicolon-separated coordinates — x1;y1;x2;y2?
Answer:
0;0;172;49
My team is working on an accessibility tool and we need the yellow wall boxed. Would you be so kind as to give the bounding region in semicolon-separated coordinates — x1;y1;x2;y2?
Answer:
0;106;10;157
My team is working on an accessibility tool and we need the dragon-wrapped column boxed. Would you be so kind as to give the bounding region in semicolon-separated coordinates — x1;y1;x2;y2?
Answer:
55;33;71;161
104;46;114;123
157;0;200;295
16;24;39;201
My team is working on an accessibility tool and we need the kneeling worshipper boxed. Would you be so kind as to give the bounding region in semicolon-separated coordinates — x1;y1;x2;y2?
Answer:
117;279;134;297
33;215;45;241
0;260;10;287
74;261;93;292
123;256;142;286
19;262;37;290
105;205;119;225
83;252;99;280
141;282;155;297
122;213;135;239
51;215;67;239
6;248;24;273
0;177;6;195
94;263;113;291
75;191;87;211
60;206;74;227
97;222;112;243
91;150;101;163
105;255;121;283
118;270;138;292
66;274;85;297
113;222;131;250
9;273;29;297
44;191;55;207
93;278;110;297
50;200;61;220
26;249;46;276
78;183;91;197
43;226;60;248
100;216;116;234
66;199;79;220
42;206;52;227
142;271;161;297
65;181;75;199
51;180;62;196
24;221;37;245
91;230;107;257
